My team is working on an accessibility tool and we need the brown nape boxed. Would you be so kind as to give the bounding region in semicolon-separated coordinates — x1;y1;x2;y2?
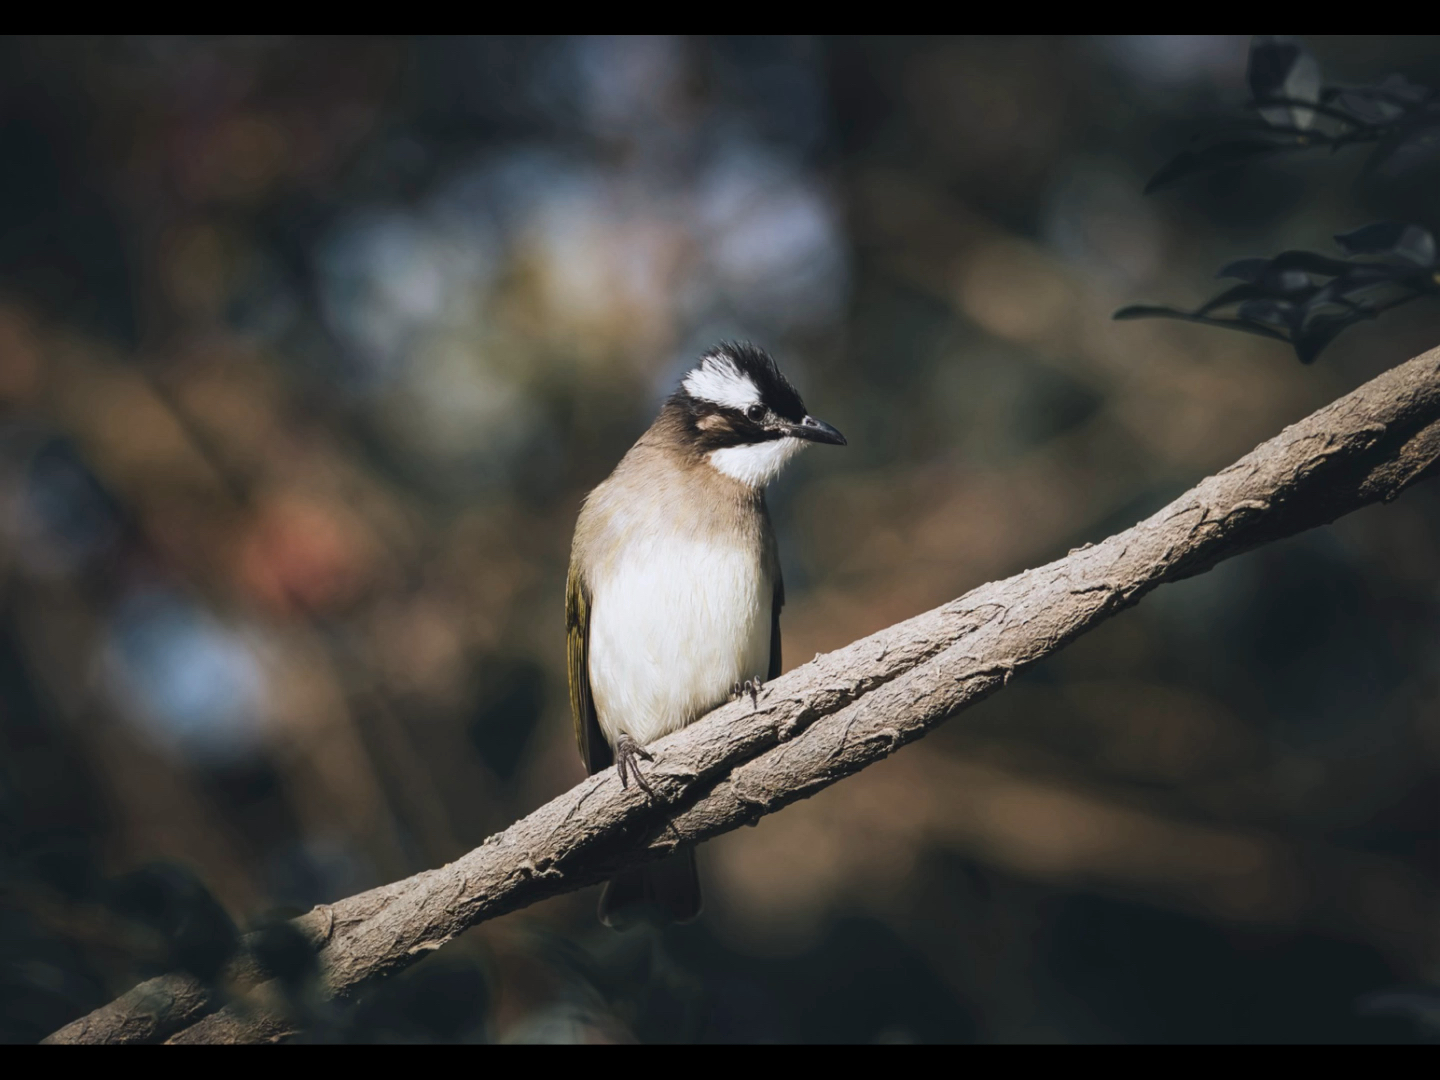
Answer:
637;402;707;464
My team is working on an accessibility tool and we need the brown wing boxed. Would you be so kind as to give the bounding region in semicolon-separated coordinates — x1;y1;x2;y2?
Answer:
768;577;784;681
567;564;612;775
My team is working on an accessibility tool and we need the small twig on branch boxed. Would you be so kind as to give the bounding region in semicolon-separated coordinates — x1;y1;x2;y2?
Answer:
45;345;1440;1045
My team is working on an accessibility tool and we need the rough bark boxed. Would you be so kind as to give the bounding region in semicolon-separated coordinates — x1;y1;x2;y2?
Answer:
41;973;217;1046
45;345;1440;1045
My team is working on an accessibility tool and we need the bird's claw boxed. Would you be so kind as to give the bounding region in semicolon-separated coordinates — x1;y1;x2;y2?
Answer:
615;734;655;798
730;676;763;706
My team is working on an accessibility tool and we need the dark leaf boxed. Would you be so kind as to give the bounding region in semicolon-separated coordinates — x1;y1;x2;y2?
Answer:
1237;298;1299;328
1363;107;1440;175
1334;222;1437;266
1243;96;1368;133
1294;311;1366;364
1146;140;1304;193
1113;305;1193;321
1274;268;1315;295
1212;253;1355;299
1249;36;1322;128
1214;116;1346;139
1111;305;1291;342
1218;258;1270;282
1305;278;1370;313
1322;263;1425;300
1377;73;1433;105
1197;284;1289;315
1333;89;1406;125
1394;117;1440;156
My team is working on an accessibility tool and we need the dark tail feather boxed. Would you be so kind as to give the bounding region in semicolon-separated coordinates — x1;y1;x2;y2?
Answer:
598;848;701;929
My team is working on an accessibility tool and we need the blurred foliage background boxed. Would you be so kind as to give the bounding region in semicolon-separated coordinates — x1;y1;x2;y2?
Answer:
2;35;1440;1044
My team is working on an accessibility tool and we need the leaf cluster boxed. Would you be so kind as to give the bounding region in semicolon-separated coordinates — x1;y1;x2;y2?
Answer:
1147;36;1438;193
1116;222;1440;364
1117;37;1440;364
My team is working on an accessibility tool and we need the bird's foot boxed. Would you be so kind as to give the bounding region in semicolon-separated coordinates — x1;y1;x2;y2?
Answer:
614;734;655;797
730;677;763;706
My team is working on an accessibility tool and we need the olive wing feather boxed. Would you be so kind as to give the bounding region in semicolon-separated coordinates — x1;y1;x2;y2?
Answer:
768;578;784;682
566;565;612;775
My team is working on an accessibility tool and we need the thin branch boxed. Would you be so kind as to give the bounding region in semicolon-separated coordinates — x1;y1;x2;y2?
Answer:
46;344;1440;1045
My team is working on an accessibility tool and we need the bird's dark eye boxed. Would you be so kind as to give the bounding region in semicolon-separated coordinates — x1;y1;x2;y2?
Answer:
745;404;765;421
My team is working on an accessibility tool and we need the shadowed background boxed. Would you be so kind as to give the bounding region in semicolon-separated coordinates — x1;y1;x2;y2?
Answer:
2;35;1440;1044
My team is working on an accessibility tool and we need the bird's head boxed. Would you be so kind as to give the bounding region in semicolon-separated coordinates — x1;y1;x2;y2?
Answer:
669;342;846;488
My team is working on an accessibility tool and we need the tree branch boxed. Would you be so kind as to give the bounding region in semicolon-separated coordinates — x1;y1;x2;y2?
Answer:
46;345;1440;1045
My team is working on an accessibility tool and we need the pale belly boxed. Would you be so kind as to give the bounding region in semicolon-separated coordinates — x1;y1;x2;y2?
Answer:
588;537;772;748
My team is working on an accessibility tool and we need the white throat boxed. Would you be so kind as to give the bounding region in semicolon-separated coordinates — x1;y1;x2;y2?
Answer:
707;437;805;488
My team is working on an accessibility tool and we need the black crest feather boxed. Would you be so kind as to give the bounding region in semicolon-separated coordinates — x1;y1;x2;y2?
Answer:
676;341;807;421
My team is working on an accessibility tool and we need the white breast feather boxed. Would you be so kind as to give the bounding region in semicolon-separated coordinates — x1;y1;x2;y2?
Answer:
588;535;772;747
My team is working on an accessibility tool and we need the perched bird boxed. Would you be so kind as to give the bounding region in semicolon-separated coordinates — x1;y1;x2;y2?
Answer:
566;342;846;927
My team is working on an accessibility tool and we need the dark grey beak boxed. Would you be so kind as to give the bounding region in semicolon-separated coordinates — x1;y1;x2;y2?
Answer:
791;415;847;446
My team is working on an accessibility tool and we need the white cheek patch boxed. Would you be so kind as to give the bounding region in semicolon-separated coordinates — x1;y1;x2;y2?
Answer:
683;356;761;411
708;437;806;487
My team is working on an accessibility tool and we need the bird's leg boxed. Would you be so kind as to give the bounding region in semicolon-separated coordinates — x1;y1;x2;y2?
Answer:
730;677;763;706
614;733;655;797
